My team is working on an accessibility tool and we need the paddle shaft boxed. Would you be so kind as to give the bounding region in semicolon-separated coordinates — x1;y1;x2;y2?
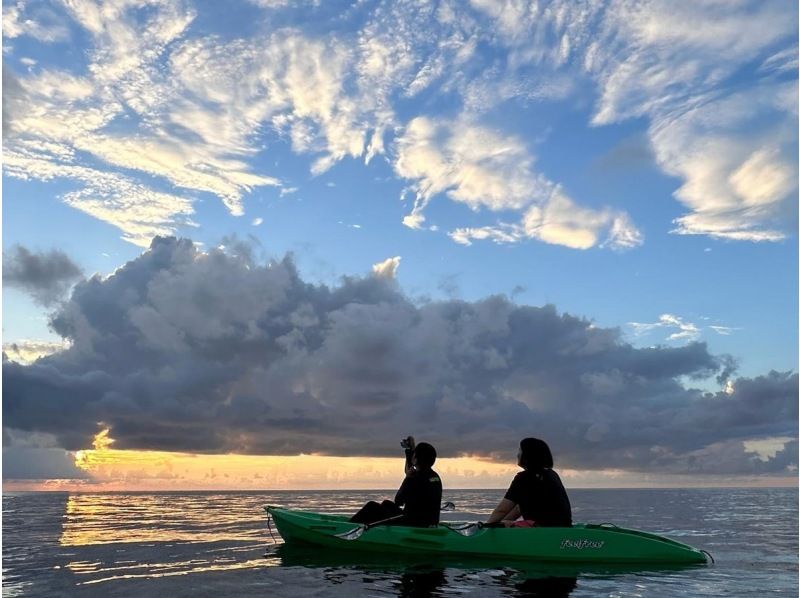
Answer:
364;513;406;530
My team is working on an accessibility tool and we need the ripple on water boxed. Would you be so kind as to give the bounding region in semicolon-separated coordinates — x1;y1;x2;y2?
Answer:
2;488;798;597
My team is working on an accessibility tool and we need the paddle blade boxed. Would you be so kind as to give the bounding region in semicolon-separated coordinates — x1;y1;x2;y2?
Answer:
445;523;482;537
335;525;365;541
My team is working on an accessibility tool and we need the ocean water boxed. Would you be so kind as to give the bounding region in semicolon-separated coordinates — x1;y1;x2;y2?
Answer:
2;488;797;596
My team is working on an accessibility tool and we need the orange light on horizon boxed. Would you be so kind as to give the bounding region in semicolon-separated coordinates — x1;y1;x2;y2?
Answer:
7;429;782;493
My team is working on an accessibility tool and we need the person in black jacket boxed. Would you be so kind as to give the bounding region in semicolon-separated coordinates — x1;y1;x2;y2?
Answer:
350;436;442;527
484;437;572;528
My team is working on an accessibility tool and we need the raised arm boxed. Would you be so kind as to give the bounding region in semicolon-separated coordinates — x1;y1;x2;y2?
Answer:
403;436;416;476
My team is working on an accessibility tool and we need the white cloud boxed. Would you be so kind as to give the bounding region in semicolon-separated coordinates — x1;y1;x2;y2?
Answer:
3;1;287;243
3;2;70;42
523;190;642;250
4;0;794;248
582;1;798;242
743;437;796;462
628;313;740;344
252;218;263;226
449;224;521;246
586;1;793;126
709;326;739;336
395;116;553;218
371;256;401;279
4;149;194;247
760;47;799;75
392;119;644;251
470;0;797;244
3;339;70;364
649;85;797;241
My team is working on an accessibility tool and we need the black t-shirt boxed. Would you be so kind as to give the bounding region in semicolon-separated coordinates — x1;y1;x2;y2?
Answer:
394;468;442;527
504;468;572;527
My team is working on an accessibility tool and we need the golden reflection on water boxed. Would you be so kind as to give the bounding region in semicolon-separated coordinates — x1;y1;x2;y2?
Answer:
60;494;268;546
70;558;269;585
58;493;285;584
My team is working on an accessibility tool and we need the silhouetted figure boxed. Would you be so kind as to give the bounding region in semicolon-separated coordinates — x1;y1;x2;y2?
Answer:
485;437;572;527
351;436;442;527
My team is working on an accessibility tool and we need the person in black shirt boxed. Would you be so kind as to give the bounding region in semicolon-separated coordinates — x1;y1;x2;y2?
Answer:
350;437;442;527
484;437;572;528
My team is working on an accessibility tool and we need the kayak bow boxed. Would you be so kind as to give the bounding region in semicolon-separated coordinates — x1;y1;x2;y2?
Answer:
264;506;708;565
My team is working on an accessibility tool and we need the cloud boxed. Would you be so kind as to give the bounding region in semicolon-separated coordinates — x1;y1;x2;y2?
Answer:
2;1;70;42
470;0;797;243
628;314;741;344
3;340;71;365
252;217;263;226
650;87;797;242
395;116;551;219
3;447;90;480
396;117;642;249
585;2;797;241
3;0;796;249
3;245;83;306
2;0;278;243
3;238;795;476
372;256;401;279
448;191;642;250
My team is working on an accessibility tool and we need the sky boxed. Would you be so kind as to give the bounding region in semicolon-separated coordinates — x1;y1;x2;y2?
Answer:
2;0;798;491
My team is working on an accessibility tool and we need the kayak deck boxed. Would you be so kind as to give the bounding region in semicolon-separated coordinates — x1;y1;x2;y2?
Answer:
265;506;708;565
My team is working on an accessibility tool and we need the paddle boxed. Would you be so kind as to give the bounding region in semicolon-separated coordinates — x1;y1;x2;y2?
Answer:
336;513;406;540
444;521;504;536
336;501;457;541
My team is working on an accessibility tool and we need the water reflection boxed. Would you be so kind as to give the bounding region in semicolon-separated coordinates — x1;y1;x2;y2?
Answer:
397;566;447;597
60;493;268;546
5;489;793;596
274;542;713;597
274;543;582;597
496;572;578;597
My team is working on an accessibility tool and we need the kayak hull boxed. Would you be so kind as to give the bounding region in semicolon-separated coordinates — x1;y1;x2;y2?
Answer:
265;506;708;565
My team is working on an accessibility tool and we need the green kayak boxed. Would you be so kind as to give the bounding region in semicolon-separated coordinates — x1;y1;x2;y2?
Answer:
264;506;709;565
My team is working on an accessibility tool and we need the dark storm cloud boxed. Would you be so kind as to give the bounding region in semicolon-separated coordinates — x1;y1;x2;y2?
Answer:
3;245;83;306
2;447;90;480
3;237;797;475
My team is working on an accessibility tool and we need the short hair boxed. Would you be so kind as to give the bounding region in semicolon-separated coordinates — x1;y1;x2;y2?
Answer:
414;442;437;468
519;437;553;469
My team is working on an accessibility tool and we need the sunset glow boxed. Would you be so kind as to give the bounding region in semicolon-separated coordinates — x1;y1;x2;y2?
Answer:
3;0;796;492
0;429;787;492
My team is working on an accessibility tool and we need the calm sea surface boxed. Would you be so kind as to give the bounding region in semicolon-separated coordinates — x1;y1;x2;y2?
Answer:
2;488;797;596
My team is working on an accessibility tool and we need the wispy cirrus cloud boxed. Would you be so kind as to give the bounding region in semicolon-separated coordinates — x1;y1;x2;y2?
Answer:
3;1;70;42
471;0;798;243
3;0;277;243
584;1;797;241
628;313;741;344
3;0;795;248
3;145;195;246
394;116;642;249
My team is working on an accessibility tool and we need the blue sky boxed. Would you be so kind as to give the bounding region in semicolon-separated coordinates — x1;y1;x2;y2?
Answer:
2;0;798;485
